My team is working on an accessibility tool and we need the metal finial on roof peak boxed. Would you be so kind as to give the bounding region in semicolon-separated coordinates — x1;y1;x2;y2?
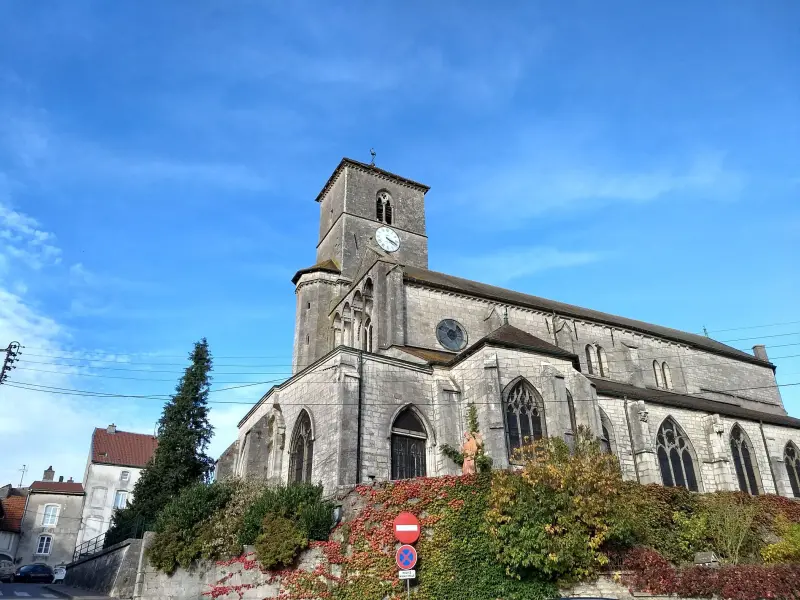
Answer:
503;307;509;325
369;148;376;166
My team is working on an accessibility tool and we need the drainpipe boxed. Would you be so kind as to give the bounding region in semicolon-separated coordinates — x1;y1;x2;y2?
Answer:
624;397;641;484
759;420;779;494
356;350;363;485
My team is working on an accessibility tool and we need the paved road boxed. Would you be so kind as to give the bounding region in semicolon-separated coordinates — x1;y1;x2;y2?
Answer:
0;583;61;598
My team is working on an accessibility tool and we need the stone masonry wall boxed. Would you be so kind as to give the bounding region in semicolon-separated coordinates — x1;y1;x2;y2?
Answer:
64;539;141;598
403;284;783;412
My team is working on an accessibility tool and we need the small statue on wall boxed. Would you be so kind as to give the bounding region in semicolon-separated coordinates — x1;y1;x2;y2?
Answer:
461;429;484;476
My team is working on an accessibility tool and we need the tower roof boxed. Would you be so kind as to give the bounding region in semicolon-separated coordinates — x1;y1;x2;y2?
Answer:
314;157;430;203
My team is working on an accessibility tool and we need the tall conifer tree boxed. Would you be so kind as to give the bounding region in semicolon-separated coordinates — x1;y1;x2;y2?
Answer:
107;339;214;538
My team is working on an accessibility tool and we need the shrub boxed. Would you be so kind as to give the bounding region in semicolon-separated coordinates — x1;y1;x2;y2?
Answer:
146;481;234;573
622;547;677;594
624;547;800;600
762;516;800;563
254;514;308;569
487;428;624;583
703;493;760;564
195;478;270;559
610;482;699;562
239;483;333;546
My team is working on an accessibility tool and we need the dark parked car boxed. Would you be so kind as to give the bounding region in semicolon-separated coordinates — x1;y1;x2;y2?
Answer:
12;563;54;583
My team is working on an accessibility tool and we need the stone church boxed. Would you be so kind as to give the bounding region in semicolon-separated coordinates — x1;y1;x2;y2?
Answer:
215;158;800;500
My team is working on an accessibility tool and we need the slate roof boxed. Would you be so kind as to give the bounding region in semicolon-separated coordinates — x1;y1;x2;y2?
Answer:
314;158;430;204
0;494;26;532
395;346;457;364
29;481;84;495
91;428;158;468
589;376;800;428
292;259;341;285
403;266;771;368
400;324;580;368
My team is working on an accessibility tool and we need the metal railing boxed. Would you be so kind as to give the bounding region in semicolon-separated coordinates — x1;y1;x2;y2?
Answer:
73;517;144;562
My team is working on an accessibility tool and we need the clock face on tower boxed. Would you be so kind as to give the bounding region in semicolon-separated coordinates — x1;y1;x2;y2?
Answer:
436;319;468;351
375;227;400;253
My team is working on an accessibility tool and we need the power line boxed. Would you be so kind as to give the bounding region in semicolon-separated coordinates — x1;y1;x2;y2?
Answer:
5;379;800;408
706;320;800;334
719;331;800;343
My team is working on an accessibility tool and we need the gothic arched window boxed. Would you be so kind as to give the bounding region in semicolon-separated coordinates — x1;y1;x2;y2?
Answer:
653;360;664;388
289;410;314;484
656;418;699;491
599;408;616;454
585;345;595;375
377;191;393;225
662;363;673;390
729;424;760;495
597;347;609;377
785;442;800;497
391;407;427;480
504;380;546;458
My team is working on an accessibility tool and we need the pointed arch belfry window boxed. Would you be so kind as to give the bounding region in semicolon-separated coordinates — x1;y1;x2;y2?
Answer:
289;410;314;484
377;191;393;225
656;417;699;491
662;363;673;390
391;407;427;480
784;442;800;497
729;424;760;495
504;379;546;459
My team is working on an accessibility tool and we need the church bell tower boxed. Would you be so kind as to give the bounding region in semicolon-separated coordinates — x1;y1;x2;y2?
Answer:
291;158;430;373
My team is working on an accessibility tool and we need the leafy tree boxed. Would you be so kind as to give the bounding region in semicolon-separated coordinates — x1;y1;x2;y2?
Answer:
486;427;624;583
108;338;214;540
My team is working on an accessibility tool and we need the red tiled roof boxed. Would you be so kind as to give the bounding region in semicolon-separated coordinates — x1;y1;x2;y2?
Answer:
29;481;84;495
92;427;158;468
0;495;26;532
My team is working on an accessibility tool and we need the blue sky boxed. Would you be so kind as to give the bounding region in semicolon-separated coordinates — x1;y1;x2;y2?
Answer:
0;1;798;486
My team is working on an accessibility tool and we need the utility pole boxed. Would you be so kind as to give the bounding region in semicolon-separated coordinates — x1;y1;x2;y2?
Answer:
0;341;21;384
18;464;27;487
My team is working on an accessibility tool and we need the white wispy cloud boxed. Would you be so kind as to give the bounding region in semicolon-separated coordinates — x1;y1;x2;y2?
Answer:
449;246;606;285
0;195;62;269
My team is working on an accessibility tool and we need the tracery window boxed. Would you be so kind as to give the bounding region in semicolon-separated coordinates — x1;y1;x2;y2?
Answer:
599;409;616;454
656;417;699;491
504;380;546;458
729;424;760;495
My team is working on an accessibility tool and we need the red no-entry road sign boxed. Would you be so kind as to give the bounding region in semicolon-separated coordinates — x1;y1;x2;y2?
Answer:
393;512;421;544
396;544;418;570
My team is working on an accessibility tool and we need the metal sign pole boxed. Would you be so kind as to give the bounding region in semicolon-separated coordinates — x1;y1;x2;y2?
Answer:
406;577;410;599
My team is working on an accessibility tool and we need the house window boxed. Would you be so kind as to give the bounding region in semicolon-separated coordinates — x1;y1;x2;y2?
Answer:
729;425;760;495
504;379;546;459
35;535;52;556
391;407;427;480
90;487;107;508
113;491;129;509
42;504;59;527
653;360;664;388
120;471;130;482
596;347;609;377
585;345;595;374
289;410;314;484
376;191;393;225
784;442;800;497
656;417;699;492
